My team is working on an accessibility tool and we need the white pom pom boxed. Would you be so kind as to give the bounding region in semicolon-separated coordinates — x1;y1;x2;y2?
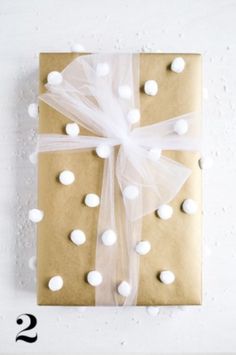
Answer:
199;156;213;170
117;281;131;297
28;256;37;271
174;119;188;135
59;170;75;185
29;152;37;164
127;109;140;124
28;208;44;223
135;241;151;255
84;193;100;207
101;229;117;246
70;43;85;52
159;270;175;285
70;229;86;246
47;71;63;86
48;275;63;291
156;204;173;220
148;148;162;162
123;185;139;200
144;80;158;96
28;103;38;118
171;57;186;73
87;270;103;286
65;123;80;136
182;198;198;215
118;85;132;99
96;62;110;77
96;144;111;159
146;306;160;316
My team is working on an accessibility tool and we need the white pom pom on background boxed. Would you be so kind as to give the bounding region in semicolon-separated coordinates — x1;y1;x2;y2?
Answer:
174;119;188;135
123;185;139;200
28;208;44;223
144;80;158;96
117;281;131;297
127;109;141;124
96;144;111;158
87;270;103;286
28;256;37;271
29;152;37;164
118;85;132;99
84;193;100;207
70;229;86;246
146;306;160;316
159;270;175;285
156;204;173;220
65;122;80;136
171;57;186;73
101;229;117;246
48;275;64;291
135;240;151;255
59;170;75;185
199;156;213;170
47;71;63;86
70;43;85;52
96;62;110;77
28;103;38;118
182;198;198;215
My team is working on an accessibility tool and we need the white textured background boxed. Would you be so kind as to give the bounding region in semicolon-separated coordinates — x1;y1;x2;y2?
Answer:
0;0;236;353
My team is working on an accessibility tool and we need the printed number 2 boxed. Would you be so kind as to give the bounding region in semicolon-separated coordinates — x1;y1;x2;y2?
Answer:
16;314;38;343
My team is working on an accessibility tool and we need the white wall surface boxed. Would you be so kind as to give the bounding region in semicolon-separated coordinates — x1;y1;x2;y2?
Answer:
0;0;236;353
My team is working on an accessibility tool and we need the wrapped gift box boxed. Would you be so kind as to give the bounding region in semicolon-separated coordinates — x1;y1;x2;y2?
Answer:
36;53;202;306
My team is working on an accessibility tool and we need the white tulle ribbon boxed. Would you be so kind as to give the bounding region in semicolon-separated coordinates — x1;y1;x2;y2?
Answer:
37;53;201;306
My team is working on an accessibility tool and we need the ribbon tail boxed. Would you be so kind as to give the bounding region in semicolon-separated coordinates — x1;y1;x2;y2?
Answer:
95;147;141;306
36;134;119;153
121;218;142;306
95;148;118;305
131;112;202;153
114;169;142;306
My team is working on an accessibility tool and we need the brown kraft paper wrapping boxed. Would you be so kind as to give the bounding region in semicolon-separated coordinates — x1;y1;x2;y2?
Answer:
37;53;202;306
